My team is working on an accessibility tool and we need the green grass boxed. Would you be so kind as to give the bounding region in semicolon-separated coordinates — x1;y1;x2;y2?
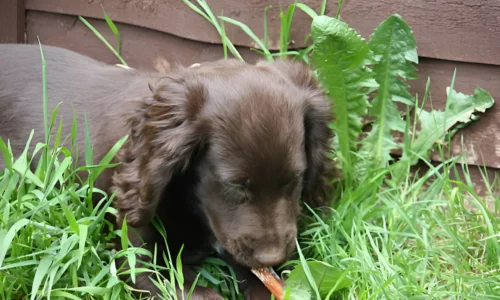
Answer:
296;164;500;299
1;1;500;299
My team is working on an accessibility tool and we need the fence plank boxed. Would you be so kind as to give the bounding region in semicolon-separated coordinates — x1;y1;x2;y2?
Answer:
0;0;25;43
338;0;500;66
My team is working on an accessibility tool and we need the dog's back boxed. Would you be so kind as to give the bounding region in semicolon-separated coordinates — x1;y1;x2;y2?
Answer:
0;44;154;171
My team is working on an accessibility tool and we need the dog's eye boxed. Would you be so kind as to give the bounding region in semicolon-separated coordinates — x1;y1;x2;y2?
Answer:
228;179;250;191
225;179;251;202
240;179;251;190
235;181;252;198
283;177;303;196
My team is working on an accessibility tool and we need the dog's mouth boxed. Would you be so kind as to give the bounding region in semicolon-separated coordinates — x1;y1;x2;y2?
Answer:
211;241;288;269
202;211;293;268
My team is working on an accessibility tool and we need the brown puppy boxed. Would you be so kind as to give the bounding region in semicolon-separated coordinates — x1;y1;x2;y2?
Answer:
0;44;336;299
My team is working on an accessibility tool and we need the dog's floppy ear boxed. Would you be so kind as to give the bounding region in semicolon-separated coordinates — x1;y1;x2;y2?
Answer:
259;60;339;208
112;72;207;227
301;83;338;208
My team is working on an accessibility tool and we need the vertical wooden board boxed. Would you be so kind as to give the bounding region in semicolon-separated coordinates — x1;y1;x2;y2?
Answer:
0;0;26;43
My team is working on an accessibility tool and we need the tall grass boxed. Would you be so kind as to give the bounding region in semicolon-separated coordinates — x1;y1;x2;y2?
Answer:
1;1;499;299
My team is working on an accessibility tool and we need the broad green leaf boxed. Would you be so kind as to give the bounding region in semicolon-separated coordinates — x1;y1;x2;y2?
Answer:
360;14;418;170
413;87;494;161
284;282;311;300
284;260;352;299
392;85;495;182
311;15;377;182
294;240;320;299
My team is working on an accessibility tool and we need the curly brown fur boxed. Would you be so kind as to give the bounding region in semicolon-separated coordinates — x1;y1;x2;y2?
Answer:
0;44;338;300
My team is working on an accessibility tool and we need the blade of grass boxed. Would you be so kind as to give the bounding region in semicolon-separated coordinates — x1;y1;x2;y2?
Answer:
31;255;53;300
101;4;122;55
0;138;12;171
183;0;243;61
279;3;297;58
37;38;49;179
335;0;344;18
218;16;272;61
0;218;30;268
321;0;328;16
296;3;318;19
78;16;127;66
220;17;228;59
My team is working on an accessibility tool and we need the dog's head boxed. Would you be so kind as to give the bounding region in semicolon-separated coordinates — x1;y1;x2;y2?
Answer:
113;59;335;268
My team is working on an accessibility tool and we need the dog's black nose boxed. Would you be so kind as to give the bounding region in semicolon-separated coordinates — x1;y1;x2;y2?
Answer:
254;249;286;266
